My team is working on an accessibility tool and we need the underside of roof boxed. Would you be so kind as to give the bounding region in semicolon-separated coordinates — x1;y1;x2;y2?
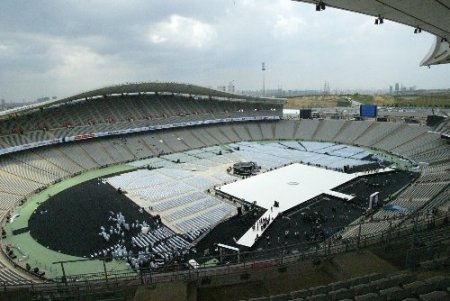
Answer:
292;0;450;66
0;82;285;119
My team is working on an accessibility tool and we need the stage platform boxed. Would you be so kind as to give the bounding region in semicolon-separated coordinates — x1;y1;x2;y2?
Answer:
216;163;358;213
324;190;354;201
222;164;396;248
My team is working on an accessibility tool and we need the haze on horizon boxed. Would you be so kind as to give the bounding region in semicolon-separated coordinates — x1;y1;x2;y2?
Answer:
0;0;449;102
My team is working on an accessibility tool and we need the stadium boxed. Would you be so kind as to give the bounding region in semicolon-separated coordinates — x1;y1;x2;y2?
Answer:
0;81;449;300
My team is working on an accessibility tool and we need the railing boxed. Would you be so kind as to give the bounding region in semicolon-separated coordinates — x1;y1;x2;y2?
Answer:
1;211;447;293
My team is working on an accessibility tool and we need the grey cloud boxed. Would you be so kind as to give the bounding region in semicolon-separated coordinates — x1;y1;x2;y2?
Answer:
0;0;448;101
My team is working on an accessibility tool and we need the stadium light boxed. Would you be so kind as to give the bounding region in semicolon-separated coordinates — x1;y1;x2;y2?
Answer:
316;1;325;11
374;16;383;25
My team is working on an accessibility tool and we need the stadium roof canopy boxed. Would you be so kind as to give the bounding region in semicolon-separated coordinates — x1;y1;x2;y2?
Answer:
292;0;450;66
0;82;285;119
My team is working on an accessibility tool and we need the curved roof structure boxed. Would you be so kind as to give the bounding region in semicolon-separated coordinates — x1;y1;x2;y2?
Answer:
292;0;450;66
0;82;285;120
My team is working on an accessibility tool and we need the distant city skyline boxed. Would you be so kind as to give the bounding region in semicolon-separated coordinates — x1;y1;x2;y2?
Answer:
3;86;449;107
0;0;449;102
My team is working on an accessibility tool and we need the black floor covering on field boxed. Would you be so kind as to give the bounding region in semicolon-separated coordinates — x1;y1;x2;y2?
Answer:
29;178;157;257
335;170;419;204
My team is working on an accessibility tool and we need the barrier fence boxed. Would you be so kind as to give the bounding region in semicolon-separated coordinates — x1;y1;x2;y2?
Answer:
1;210;448;293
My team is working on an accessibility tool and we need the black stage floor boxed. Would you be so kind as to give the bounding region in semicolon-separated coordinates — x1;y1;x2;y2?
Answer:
29;178;157;257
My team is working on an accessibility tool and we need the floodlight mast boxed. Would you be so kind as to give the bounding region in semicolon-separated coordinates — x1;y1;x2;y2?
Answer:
262;62;266;97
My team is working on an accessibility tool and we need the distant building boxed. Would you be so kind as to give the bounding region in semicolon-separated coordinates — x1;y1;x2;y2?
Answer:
277;87;283;97
36;97;51;103
389;86;393;94
227;82;235;93
395;83;400;93
323;81;330;95
217;86;226;92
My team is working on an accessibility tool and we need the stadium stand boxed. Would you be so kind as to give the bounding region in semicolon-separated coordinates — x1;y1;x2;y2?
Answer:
354;122;403;147
295;119;320;140
241;272;450;301
334;121;372;145
0;120;447;208
312;119;346;142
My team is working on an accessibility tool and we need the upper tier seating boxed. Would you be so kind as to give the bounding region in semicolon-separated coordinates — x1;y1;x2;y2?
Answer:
0;94;281;148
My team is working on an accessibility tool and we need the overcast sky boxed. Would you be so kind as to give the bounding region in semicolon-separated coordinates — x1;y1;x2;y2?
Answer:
0;0;449;102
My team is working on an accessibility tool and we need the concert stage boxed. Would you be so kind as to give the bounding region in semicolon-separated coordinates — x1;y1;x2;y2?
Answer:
216;163;357;213
216;163;364;247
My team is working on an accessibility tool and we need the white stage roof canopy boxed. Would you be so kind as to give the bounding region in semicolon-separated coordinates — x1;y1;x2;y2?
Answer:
217;163;357;213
